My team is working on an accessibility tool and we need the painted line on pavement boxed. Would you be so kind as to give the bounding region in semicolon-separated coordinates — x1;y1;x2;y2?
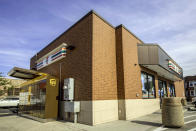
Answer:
184;115;196;119
188;127;196;131
185;119;196;124
153;116;196;131
153;126;168;131
153;113;196;131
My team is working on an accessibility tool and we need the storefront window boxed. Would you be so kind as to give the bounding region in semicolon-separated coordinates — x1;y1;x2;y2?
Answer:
190;82;193;87
158;80;168;98
19;79;46;118
169;83;175;97
141;72;156;98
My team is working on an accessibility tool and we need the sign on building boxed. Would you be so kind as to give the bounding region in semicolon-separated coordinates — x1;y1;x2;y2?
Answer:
36;43;67;70
168;60;182;74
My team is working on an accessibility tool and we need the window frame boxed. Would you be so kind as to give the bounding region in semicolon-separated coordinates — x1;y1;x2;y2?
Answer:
141;71;156;99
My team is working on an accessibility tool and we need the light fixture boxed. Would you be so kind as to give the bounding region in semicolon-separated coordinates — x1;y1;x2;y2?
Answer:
67;45;75;50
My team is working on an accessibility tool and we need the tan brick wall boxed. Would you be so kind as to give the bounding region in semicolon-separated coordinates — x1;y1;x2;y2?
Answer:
175;80;185;97
119;26;143;99
92;14;117;100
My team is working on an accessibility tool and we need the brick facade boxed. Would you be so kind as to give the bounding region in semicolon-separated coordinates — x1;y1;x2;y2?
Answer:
30;10;184;102
31;13;93;101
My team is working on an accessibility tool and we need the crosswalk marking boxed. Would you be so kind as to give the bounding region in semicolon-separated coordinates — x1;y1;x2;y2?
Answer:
187;127;196;131
154;114;196;131
184;115;196;119
185;119;196;124
153;126;168;131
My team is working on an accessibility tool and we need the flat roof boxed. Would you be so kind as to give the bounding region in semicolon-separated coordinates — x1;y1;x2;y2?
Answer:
8;67;40;79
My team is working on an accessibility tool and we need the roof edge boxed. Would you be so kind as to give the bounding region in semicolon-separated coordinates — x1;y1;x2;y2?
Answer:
31;10;95;60
138;43;182;69
91;10;115;28
116;24;144;44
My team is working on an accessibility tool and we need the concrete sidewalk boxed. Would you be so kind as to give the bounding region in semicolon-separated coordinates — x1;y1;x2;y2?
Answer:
1;108;196;131
0;109;162;131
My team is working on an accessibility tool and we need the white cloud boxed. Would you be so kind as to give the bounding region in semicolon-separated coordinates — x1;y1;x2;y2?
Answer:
0;48;36;69
1;0;195;77
87;0;196;76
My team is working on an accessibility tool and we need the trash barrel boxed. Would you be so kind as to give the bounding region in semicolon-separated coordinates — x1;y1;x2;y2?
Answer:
162;97;184;127
181;98;187;106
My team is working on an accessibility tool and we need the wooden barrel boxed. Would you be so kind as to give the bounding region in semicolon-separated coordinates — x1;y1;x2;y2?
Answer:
162;97;184;127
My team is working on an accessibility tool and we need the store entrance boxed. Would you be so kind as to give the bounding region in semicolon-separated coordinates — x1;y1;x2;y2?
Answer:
158;80;168;106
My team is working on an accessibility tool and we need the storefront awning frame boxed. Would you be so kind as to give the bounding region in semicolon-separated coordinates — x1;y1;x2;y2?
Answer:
138;44;183;81
7;67;40;79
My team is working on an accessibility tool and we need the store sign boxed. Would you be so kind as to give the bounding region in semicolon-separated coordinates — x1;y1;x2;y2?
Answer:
168;60;182;74
50;79;56;86
36;44;67;70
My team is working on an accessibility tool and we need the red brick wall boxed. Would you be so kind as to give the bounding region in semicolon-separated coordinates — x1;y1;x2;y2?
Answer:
30;13;93;101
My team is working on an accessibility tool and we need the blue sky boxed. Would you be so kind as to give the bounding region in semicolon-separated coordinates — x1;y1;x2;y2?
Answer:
0;0;196;77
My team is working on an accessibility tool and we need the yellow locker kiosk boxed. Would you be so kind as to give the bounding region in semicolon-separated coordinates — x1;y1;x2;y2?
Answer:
8;67;59;120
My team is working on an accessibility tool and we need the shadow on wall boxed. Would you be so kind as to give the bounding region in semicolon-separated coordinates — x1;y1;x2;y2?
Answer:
131;120;162;127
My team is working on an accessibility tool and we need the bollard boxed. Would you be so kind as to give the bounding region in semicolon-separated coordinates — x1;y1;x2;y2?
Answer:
162;97;184;127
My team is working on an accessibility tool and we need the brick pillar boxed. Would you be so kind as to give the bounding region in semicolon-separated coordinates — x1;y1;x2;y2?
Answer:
155;75;159;98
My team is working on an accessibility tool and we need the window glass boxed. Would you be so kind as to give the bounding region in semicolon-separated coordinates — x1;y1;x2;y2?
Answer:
169;84;175;97
141;72;155;98
148;75;155;98
19;79;46;118
158;80;168;98
190;81;193;87
190;90;194;96
141;73;148;98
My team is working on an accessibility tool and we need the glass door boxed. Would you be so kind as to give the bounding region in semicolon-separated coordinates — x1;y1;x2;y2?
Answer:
158;80;168;98
169;83;175;97
141;72;156;98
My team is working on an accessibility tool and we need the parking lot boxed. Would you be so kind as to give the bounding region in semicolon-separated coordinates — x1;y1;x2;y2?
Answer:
0;108;196;131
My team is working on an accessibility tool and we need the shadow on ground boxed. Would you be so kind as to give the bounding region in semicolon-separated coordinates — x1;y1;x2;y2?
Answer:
152;112;161;114
131;120;162;127
0;113;15;117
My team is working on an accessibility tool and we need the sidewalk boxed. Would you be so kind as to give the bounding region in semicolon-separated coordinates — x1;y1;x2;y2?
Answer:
1;108;196;131
0;109;162;131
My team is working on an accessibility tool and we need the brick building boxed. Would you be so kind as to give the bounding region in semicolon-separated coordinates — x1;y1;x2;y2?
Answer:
184;76;196;101
9;10;185;125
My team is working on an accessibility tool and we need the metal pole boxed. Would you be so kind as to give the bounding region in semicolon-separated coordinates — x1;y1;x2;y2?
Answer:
60;63;62;99
58;63;62;119
74;112;77;123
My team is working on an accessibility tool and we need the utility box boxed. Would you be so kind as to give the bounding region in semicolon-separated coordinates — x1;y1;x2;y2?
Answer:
63;78;74;101
64;101;80;112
